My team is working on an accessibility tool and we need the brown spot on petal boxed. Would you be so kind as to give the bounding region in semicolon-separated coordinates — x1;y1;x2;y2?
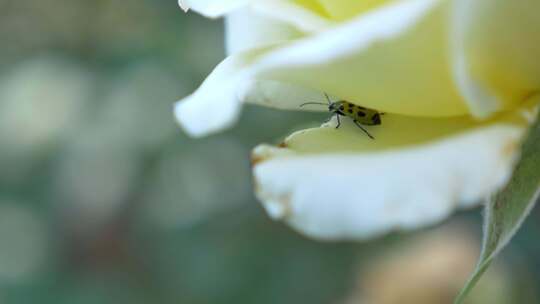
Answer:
278;142;288;148
250;155;266;167
251;144;294;168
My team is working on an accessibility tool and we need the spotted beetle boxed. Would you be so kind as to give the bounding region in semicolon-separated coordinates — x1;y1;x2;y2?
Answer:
300;93;383;139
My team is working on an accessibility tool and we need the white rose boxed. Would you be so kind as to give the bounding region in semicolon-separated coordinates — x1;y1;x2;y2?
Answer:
175;0;540;240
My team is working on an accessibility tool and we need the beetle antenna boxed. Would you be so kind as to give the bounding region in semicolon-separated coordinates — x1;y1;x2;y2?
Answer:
299;102;328;107
323;93;332;105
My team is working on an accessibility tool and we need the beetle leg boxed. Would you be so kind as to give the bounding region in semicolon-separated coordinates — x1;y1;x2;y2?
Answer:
353;120;374;139
335;114;341;129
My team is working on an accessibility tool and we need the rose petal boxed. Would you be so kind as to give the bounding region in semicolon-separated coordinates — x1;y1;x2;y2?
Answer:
245;82;333;112
225;0;338;54
316;0;391;20
251;108;536;240
174;52;255;137
178;0;189;12
249;0;471;117
275;105;536;153
451;0;540;117
225;6;305;55
174;48;331;136
250;0;333;32
178;0;477;136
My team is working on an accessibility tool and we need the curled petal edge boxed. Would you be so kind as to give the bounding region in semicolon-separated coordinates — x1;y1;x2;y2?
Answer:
252;124;526;240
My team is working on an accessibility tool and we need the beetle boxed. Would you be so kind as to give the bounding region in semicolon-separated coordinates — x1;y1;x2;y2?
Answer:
300;93;383;139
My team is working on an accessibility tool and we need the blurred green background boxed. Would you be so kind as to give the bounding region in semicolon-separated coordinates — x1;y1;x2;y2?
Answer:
1;1;539;303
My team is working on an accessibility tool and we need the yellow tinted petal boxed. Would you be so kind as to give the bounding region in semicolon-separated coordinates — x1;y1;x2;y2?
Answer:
251;102;539;240
453;0;540;116
252;0;334;32
293;0;329;17
280;104;533;154
316;0;391;20
252;0;470;117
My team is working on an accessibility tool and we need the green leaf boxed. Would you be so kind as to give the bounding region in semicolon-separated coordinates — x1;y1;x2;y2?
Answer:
455;109;540;304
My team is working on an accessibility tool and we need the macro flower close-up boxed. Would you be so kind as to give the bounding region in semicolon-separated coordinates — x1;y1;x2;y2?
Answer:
1;0;539;303
176;0;540;300
176;0;539;239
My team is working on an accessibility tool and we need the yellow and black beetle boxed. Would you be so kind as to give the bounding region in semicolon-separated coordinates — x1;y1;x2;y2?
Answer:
300;93;383;139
